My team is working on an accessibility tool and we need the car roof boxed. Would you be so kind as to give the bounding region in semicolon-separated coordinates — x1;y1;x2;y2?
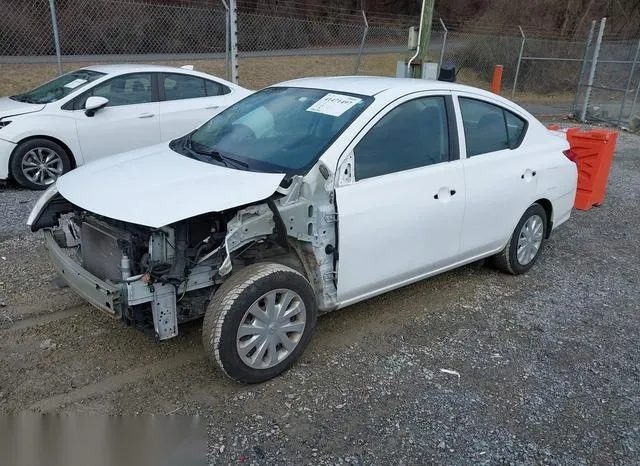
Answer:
82;64;195;73
274;75;533;116
274;75;497;98
79;64;239;86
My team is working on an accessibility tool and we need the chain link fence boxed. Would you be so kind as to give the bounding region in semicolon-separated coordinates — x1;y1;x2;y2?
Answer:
0;0;639;127
0;0;56;56
579;39;640;126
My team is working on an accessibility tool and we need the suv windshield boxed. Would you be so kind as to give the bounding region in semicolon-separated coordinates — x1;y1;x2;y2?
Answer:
177;86;373;174
10;69;105;104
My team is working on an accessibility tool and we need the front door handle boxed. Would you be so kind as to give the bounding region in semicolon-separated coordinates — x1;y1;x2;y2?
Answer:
205;105;220;110
138;112;155;118
434;189;457;200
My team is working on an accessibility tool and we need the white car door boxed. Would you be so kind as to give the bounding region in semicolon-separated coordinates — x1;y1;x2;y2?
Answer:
157;72;237;140
335;93;466;304
454;93;538;257
73;72;160;164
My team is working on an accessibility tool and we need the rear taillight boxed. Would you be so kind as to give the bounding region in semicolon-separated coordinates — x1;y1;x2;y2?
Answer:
563;149;577;162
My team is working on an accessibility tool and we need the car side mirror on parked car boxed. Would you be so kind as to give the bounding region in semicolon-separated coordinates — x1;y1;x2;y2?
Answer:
84;96;109;117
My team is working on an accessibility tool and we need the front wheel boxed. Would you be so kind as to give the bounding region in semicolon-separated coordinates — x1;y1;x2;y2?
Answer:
10;138;72;190
492;203;548;275
202;262;317;383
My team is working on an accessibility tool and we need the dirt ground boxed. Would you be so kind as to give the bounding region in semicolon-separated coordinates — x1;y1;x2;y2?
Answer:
1;121;638;464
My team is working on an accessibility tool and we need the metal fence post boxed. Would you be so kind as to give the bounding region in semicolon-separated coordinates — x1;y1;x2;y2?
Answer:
618;38;640;125
354;10;369;75
632;43;640;118
438;18;448;71
511;26;525;100
571;20;596;117
228;0;239;84
219;0;230;81
580;17;606;122
48;0;63;75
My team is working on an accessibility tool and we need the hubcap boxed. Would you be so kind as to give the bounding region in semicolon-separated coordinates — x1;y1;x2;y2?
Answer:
22;147;63;186
236;289;306;370
517;214;544;265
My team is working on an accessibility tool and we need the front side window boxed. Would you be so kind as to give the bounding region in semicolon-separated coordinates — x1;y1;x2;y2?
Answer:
177;87;373;174
10;69;105;104
86;73;153;107
459;97;527;157
354;96;450;181
163;73;206;100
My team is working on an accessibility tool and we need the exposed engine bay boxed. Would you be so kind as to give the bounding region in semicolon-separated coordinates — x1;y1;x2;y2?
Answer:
30;171;339;341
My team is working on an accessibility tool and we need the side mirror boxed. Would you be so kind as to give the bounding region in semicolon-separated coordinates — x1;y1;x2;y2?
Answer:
84;96;109;117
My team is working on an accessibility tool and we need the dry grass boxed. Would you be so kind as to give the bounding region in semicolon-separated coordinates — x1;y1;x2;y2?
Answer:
0;53;406;96
0;53;572;105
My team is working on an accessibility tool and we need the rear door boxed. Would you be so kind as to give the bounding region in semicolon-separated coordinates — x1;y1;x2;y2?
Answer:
453;92;536;256
335;92;467;304
73;72;160;163
157;72;237;140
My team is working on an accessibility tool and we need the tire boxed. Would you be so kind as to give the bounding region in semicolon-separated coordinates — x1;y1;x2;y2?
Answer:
492;203;548;275
10;138;72;190
202;262;317;383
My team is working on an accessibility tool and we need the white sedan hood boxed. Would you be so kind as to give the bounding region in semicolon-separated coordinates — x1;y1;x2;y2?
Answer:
56;142;285;228
0;96;45;117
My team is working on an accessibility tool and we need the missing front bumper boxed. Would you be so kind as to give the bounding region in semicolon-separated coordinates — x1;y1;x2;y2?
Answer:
44;229;122;317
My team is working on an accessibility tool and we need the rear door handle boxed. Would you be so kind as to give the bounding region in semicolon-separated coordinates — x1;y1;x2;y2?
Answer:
138;112;155;118
205;105;220;110
521;169;536;179
434;189;456;200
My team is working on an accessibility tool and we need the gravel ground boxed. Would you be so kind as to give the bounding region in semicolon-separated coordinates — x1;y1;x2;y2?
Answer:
1;125;639;465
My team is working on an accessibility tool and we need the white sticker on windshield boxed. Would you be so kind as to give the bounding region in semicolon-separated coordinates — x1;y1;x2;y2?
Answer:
306;93;362;117
64;78;87;89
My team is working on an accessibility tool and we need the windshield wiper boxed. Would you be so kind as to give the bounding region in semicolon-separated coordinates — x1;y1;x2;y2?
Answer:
10;95;38;104
184;135;249;170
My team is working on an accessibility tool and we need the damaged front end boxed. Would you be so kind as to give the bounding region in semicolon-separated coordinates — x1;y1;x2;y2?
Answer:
28;168;339;341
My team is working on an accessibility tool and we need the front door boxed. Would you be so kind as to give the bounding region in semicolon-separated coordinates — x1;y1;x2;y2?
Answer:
74;72;160;163
335;94;466;304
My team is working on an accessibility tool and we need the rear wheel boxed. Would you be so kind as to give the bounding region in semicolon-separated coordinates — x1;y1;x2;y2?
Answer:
492;203;547;275
10;138;72;190
202;262;317;383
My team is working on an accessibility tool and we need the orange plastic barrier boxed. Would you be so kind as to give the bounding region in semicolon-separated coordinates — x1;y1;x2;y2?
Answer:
564;127;618;211
491;65;503;94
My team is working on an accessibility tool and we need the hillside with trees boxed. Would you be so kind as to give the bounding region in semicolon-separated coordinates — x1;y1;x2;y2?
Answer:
238;0;640;38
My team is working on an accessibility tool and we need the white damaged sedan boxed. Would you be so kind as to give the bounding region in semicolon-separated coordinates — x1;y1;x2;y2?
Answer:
28;76;577;383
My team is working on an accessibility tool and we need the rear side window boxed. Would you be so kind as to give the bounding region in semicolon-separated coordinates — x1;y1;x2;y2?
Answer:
459;97;527;157
163;73;206;100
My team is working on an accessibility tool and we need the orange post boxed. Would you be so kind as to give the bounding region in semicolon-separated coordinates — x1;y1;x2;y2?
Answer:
491;65;503;94
565;127;618;211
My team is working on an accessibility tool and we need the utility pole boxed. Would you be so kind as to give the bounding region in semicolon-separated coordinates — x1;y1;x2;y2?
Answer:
418;0;434;66
406;0;435;78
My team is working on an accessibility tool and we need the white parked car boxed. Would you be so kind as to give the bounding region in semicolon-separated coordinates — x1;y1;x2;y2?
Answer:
28;76;577;383
0;64;251;189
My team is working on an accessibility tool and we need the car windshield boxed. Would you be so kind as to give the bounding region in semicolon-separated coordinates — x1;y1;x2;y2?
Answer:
179;86;373;174
10;69;105;104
